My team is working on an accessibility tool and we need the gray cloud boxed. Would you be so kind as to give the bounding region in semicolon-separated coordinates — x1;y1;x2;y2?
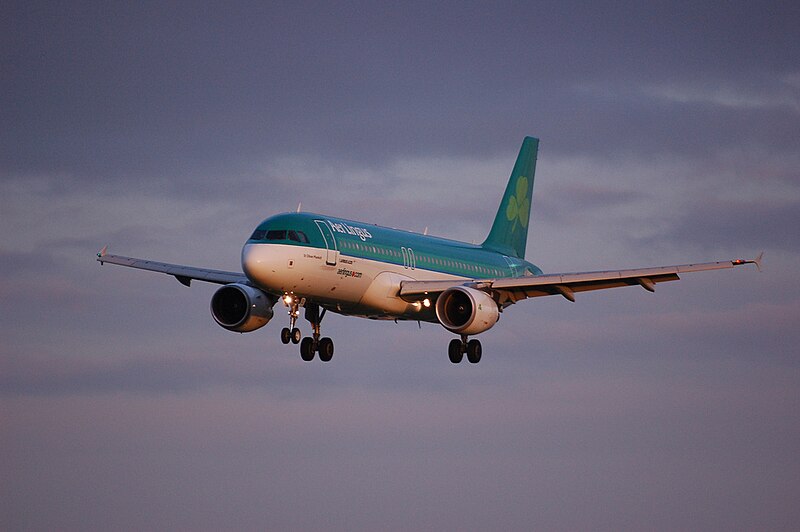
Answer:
4;2;798;184
654;196;800;252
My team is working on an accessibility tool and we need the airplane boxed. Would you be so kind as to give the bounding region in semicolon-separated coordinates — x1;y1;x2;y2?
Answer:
97;136;761;363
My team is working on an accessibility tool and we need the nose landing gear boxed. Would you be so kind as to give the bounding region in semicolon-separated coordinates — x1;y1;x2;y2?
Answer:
280;293;303;345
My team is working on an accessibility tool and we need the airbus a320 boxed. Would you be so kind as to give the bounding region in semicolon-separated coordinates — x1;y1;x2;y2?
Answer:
97;137;761;363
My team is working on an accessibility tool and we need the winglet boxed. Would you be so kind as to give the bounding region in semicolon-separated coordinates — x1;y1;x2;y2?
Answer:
97;245;108;264
753;251;764;272
732;251;764;272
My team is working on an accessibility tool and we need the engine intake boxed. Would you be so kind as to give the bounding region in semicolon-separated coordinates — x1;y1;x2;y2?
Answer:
211;283;275;332
435;286;499;335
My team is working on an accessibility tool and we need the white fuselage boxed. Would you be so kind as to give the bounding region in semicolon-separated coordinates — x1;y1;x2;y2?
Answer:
241;243;463;320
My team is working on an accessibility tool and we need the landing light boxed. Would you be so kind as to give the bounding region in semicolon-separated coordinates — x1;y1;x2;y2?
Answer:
423;298;431;308
283;294;293;305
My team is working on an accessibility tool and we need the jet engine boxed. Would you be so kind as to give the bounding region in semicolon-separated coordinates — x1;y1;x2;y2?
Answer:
435;286;499;335
210;283;275;332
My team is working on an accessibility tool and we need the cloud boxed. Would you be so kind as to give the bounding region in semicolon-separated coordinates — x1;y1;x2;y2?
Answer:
655;196;800;252
642;77;800;113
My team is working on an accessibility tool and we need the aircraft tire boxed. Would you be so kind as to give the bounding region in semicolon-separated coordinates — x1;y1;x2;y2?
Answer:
300;337;315;361
318;337;334;362
291;328;302;344
280;327;291;344
466;340;482;364
448;339;463;364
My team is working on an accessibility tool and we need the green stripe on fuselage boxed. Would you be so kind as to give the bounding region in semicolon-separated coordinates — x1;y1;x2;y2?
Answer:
248;212;542;279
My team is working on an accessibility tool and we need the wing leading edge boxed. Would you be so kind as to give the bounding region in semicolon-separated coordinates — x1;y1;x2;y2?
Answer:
399;255;763;306
96;247;248;287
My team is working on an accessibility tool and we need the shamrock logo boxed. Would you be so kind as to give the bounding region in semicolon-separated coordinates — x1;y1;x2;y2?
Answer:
505;175;530;232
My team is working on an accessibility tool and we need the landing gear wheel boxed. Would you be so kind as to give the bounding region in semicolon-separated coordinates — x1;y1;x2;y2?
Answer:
448;339;464;364
291;328;302;344
466;339;482;364
318;337;334;362
300;337;315;361
280;327;291;344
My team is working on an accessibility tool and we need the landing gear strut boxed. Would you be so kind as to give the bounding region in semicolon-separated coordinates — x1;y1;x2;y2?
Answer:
280;294;302;345
298;302;334;362
448;335;481;364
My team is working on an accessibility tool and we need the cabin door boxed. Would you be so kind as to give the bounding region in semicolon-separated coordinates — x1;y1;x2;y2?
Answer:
314;220;339;266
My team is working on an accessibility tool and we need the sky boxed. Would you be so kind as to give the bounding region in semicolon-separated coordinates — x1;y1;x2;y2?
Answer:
2;1;799;530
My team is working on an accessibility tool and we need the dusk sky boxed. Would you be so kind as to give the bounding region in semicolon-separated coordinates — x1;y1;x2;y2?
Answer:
2;1;799;530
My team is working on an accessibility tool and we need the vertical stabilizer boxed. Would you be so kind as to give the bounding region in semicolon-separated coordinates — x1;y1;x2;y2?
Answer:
481;136;539;258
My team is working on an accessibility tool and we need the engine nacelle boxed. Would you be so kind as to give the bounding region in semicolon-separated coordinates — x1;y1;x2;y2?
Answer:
210;283;275;332
435;286;499;335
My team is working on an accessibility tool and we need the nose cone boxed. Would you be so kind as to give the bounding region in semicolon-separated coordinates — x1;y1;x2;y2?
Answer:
241;243;268;285
241;242;298;294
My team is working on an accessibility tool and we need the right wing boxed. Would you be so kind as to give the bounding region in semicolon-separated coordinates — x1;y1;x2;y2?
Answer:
96;247;249;287
400;255;762;306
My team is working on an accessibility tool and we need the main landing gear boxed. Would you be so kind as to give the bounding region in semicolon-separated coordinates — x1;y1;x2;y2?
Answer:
280;294;334;362
448;335;482;364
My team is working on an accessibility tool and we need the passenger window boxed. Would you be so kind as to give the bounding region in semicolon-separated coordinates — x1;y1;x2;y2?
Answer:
266;230;287;240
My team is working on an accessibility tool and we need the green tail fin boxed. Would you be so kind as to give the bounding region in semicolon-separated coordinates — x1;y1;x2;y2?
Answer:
481;136;539;258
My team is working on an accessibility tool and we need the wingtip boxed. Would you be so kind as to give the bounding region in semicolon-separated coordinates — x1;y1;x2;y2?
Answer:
97;245;108;262
732;251;764;271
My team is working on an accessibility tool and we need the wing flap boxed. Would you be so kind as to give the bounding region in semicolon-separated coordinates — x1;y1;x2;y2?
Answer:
96;249;249;286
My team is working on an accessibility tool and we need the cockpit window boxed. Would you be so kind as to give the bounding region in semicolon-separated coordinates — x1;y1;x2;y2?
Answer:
250;229;267;240
288;230;309;243
266;230;287;240
254;228;310;243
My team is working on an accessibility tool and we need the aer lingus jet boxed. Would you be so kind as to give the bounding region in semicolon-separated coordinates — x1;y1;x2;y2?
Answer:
97;137;761;363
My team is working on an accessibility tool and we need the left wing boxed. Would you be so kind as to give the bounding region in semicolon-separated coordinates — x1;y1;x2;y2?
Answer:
400;255;762;306
96;247;249;287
